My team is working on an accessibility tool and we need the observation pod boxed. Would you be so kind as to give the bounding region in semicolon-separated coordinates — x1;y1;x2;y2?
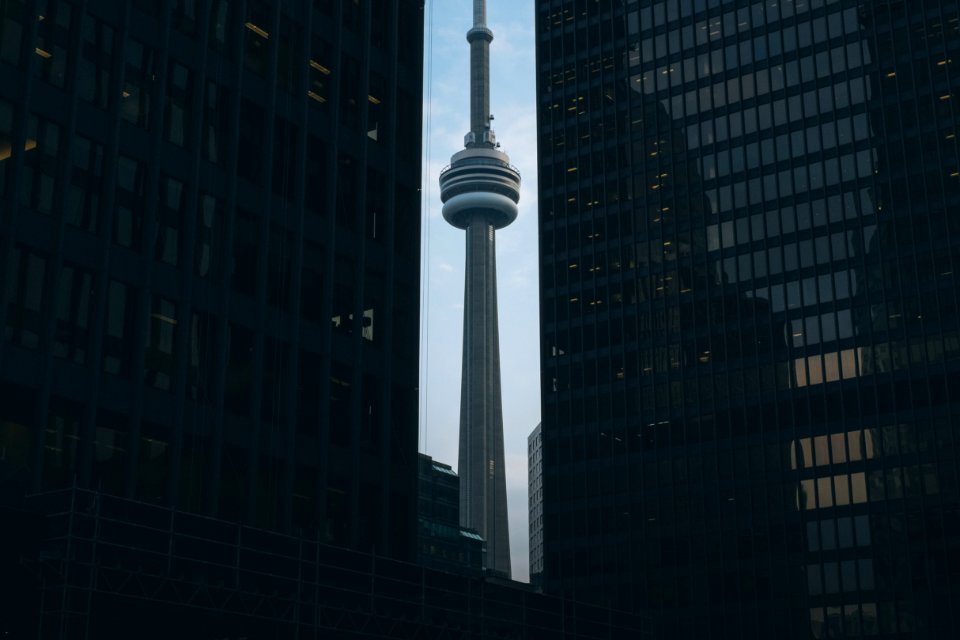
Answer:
439;147;521;230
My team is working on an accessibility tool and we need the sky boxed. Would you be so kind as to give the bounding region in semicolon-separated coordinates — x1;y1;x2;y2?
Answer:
418;0;539;583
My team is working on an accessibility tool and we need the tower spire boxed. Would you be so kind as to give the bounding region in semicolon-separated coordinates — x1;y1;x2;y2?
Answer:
437;0;520;578
466;0;494;146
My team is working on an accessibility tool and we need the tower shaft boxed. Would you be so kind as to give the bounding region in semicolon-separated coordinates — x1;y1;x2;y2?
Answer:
438;0;520;579
457;216;511;576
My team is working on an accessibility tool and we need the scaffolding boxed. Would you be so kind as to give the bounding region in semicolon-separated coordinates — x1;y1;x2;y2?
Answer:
17;488;646;639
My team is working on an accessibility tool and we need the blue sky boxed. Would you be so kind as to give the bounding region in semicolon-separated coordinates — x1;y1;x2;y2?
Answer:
419;0;539;582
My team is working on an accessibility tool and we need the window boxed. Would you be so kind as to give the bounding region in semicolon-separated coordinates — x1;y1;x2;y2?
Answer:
237;99;263;181
224;323;254;414
300;241;325;324
260;336;287;423
34;1;71;87
78;14;114;108
0;0;25;65
366;168;385;239
243;1;270;76
195;194;223;279
188;310;216;400
277;16;300;93
144;296;178;390
329;363;352;446
267;225;293;310
172;0;198;35
165;61;192;147
121;40;157;128
304;135;327;215
331;255;355;334
308;36;333;107
93;410;128;494
342;0;361;32
367;72;385;142
65;135;105;232
114;155;146;248
272;117;298;199
339;54;360;129
3;245;46;349
0;98;13;196
201;81;229;164
370;5;387;49
362;270;383;343
137;423;169;503
103;280;137;376
157;176;184;266
231;208;259;297
208;0;233;51
336;153;357;229
132;0;159;16
52;263;94;364
43;397;81;488
19;115;59;214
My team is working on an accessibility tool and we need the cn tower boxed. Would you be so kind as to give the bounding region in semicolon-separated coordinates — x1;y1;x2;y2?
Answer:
438;0;519;578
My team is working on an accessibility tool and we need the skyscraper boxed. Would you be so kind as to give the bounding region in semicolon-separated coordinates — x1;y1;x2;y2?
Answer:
439;0;520;578
0;0;423;634
528;422;544;587
536;0;960;637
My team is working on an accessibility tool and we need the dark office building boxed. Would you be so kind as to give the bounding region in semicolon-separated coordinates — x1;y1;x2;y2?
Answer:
0;0;424;635
417;452;485;575
529;422;544;587
536;0;960;638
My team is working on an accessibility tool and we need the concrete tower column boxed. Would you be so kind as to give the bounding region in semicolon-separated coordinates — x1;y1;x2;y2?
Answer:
438;0;519;578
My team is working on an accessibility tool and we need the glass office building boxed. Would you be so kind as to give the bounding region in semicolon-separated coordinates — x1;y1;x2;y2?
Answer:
0;0;423;634
529;422;545;587
418;453;486;576
536;0;960;637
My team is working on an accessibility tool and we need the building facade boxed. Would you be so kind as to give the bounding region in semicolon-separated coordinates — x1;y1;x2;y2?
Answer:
418;452;486;575
536;0;960;638
529;422;545;587
0;0;423;635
